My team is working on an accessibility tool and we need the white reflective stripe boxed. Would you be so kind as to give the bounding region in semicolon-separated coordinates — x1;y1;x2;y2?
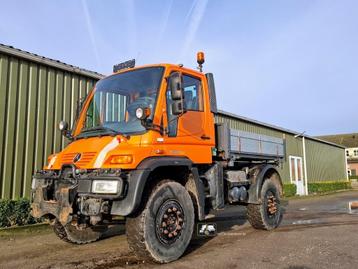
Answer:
93;138;119;168
47;155;57;169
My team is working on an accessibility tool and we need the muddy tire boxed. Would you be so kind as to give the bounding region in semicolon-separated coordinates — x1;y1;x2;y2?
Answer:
53;220;103;244
126;181;195;263
247;178;282;230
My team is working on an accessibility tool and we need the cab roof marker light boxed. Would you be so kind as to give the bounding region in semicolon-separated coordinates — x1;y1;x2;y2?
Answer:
113;59;135;73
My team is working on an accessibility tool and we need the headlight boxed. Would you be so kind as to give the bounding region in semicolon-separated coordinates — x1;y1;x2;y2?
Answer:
92;180;119;194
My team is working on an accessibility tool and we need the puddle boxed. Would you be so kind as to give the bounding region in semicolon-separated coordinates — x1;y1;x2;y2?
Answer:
348;201;358;214
66;255;146;269
292;219;322;225
349;210;358;214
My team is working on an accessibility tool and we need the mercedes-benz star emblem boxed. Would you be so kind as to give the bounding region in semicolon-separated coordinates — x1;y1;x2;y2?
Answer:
73;153;82;163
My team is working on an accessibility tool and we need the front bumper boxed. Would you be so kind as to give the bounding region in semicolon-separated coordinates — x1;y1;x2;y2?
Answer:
31;167;126;225
31;186;73;225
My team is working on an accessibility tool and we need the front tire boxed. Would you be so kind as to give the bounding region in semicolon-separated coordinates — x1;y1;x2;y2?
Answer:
247;178;283;230
53;220;104;244
126;181;195;263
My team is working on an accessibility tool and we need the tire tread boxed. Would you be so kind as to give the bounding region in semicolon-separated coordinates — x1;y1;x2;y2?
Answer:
53;220;101;245
126;180;194;263
53;220;71;243
246;178;282;230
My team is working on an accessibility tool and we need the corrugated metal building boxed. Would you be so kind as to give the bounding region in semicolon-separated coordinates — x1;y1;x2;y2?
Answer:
0;44;347;199
0;44;101;199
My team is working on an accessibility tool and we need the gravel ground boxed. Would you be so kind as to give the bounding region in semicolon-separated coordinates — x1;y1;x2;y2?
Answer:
0;190;357;269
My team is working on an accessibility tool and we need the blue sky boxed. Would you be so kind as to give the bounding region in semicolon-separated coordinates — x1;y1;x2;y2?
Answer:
0;0;357;135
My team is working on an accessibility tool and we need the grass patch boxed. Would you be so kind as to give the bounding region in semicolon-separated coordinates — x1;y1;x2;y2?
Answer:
283;184;297;197
0;198;42;228
0;223;51;238
308;181;352;194
283;181;353;199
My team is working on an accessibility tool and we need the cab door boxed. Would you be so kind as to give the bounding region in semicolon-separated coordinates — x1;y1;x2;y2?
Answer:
165;71;214;163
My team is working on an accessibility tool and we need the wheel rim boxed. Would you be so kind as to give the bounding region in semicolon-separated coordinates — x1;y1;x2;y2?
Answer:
265;190;279;219
155;199;185;245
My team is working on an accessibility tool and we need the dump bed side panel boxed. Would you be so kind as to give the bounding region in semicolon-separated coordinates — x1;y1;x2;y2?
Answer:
230;129;284;157
215;113;285;161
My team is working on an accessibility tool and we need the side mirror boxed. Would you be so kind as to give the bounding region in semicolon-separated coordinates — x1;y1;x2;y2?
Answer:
169;72;184;100
58;120;72;140
168;72;186;116
171;101;185;116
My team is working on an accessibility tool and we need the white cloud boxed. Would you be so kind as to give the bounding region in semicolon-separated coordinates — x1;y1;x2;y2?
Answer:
157;0;174;45
81;0;101;69
179;0;208;61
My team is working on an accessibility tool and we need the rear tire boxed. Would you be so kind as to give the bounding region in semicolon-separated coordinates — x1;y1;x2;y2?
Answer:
126;181;195;263
53;220;104;244
247;178;282;230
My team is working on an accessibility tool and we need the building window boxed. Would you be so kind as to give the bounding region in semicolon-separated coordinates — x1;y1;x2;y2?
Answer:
352;169;357;176
346;150;349;157
354;150;358;156
289;156;303;183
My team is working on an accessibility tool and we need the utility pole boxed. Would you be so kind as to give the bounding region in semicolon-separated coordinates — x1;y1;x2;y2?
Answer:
302;136;308;195
294;132;308;195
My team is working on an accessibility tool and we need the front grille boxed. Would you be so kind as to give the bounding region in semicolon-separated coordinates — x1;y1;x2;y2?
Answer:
61;152;96;167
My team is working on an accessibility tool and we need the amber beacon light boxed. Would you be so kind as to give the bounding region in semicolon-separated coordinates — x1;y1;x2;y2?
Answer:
197;51;205;72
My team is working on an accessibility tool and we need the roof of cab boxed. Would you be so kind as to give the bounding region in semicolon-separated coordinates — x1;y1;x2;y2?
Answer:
110;63;204;77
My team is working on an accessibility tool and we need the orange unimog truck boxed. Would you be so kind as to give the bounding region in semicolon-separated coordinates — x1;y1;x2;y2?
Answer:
31;53;285;263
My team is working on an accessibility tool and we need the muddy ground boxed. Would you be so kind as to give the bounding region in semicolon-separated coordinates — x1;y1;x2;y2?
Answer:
1;191;358;269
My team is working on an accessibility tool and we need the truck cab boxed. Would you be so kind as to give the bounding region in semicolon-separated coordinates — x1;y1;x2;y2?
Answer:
31;54;283;263
49;63;216;171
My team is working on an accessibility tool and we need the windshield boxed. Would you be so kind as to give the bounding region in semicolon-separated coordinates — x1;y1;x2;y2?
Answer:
79;67;164;137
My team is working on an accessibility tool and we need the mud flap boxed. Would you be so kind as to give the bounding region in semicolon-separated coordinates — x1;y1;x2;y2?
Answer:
31;187;73;225
204;163;225;210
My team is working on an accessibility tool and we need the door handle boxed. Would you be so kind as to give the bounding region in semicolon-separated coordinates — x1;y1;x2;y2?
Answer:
200;135;211;140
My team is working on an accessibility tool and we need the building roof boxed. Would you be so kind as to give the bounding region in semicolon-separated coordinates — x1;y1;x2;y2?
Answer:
218;110;345;149
315;133;358;148
0;43;104;80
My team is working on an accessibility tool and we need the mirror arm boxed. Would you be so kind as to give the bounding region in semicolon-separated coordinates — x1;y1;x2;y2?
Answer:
62;130;74;141
164;113;185;135
141;120;165;135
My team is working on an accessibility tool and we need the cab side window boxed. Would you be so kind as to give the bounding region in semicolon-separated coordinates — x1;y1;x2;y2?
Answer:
183;75;203;111
166;73;203;137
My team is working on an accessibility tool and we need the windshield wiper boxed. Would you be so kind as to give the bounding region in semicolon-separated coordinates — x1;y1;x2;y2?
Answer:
81;126;119;134
76;126;130;140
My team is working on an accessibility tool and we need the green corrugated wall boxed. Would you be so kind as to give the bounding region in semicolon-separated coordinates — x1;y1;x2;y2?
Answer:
0;52;99;199
305;139;346;181
215;113;346;183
